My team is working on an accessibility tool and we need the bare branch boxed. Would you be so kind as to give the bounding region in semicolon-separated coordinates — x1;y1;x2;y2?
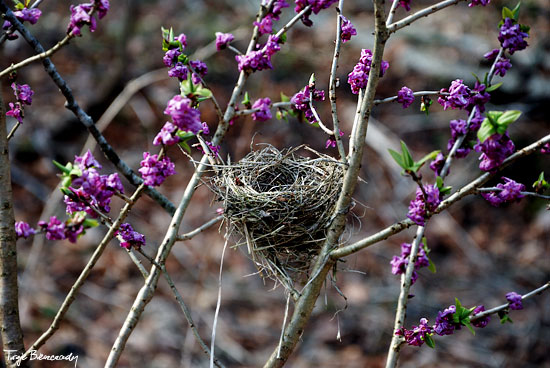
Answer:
176;215;223;241
387;0;466;34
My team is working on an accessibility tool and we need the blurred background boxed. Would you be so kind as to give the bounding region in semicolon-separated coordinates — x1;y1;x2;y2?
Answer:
2;0;549;367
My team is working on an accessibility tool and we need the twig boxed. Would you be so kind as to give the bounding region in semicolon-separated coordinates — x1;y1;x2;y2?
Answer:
477;187;550;200
330;133;550;259
176;215;223;241
6;121;20;141
387;0;466;34
385;226;425;368
234;101;291;116
210;236;229;368
275;5;312;39
386;0;401;27
470;282;550;322
373;90;443;105
16;183;146;365
309;89;334;135
0;5;177;215
328;1;347;163
126;248;149;279
276;293;291;359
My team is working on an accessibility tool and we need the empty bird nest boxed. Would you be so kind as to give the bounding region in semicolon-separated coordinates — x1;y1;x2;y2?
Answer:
210;145;345;291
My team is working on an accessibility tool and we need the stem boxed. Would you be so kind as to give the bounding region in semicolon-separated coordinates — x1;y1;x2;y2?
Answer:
176;215;223;241
263;1;389;365
373;90;443;105
387;0;466;34
328;0;347;163
6;121;20;141
386;0;400;26
0;80;29;368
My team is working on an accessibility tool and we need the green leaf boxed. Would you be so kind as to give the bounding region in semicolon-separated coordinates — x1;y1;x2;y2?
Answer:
477;118;497;143
279;32;287;44
411;150;440;172
486;82;503;92
83;218;99;228
280;92;290;103
401;141;414;169
242;91;251;106
502;7;514;21
195;86;212;99
424;334;436;349
178;141;192;154
471;72;480;84
388;149;405;170
463;319;476;335
498;311;513;324
511;2;521;20
495;110;521;130
428;258;437;273
60;187;72;196
176;131;195;140
420;97;433;116
52;160;72;174
519;24;530;33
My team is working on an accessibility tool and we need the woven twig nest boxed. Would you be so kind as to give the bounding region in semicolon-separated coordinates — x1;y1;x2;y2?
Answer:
211;145;344;290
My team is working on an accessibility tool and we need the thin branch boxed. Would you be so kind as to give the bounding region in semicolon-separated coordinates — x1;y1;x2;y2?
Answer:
16;184;146;365
328;1;347;163
386;0;401;26
477;187;550;200
234;101;291;116
387;0;466;34
373;90;443;105
309;89;334;135
385;226;425;368
210;237;229;368
470;282;550;322
330;133;550;259
275;5;312;39
176;215;223;241
0;5;177;215
6;121;20;141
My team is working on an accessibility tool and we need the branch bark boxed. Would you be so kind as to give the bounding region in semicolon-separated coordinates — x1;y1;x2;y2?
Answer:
0;82;28;367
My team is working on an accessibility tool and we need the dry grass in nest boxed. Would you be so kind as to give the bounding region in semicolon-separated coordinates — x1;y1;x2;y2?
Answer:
211;145;344;291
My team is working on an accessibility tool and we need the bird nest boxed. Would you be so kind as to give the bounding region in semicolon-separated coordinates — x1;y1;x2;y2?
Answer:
211;145;344;291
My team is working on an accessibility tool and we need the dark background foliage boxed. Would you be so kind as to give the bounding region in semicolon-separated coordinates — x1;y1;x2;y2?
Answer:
1;0;549;367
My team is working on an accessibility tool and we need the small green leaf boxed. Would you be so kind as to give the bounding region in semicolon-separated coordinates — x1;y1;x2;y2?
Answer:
495;110;521;129
178;141;192;154
83;218;99;228
511;2;521;20
428;258;437;273
519;24;530;33
486;82;503;92
471;72;480;84
424;334;436;349
388;149;405;169
53;160;72;174
463;319;476;336
60;187;72;196
195;86;213;99
477;118;497;143
411;150;440;172
502;7;514;21
242;91;251;106
436;176;444;189
498;311;513;324
280;92;290;103
401;141;414;169
420;97;433;116
279;32;287;44
309;73;316;86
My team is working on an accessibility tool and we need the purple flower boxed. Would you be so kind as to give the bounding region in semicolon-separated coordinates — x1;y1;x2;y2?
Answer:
270;0;289;20
15;221;35;239
397;86;414;108
174;33;187;49
505;291;523;310
251;98;272;122
139;152;176;187
390;242;429;285
153;122;181;146
291;84;325;124
254;16;273;35
468;0;490;7
447;119;472;158
163;49;182;67
189;60;208;84
197;141;221;156
67;3;96;36
348;49;389;94
433;305;457;336
12;83;34;105
498;18;529;55
397;0;412;11
4;7;42;30
325;130;345;149
340;16;357;43
407;184;440;226
236;36;281;73
74;150;102;169
164;95;202;134
494;57;512;77
6;102;23;123
294;0;338;26
168;62;189;79
475;133;515;172
38;216;66;241
95;0;110;19
65;214;85;243
471;305;490;328
483;49;500;62
117;223;146;249
481;177;525;207
215;32;235;51
541;143;550;154
429;153;446;176
438;79;471;110
201;122;210;135
395;318;433;347
470;82;491;112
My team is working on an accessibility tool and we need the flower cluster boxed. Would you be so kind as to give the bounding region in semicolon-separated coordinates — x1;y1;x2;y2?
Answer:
429;152;446;176
498;18;529;55
437;79;490;112
475;132;515;172
471;305;490;328
395;318;432;347
295;0;338;27
139;152;176;187
215;32;235;51
481;177;525;206
67;0;110;36
6;83;34;124
15;221;36;239
251;98;272;122
2;6;42;39
235;35;281;73
468;0;490;7
390;242;429;284
407;184;441;226
253;0;289;35
164;95;202;134
117;223;146;249
397;0;412;11
189;60;208;84
290;84;325;123
325;130;345;149
340;16;357;43
506;292;523;310
65;150;124;215
347;49;389;95
162;33;192;81
153;122;181;146
447;119;474;158
542;143;550;154
397;86;414;108
433;305;459;336
485;49;513;77
35;215;85;243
